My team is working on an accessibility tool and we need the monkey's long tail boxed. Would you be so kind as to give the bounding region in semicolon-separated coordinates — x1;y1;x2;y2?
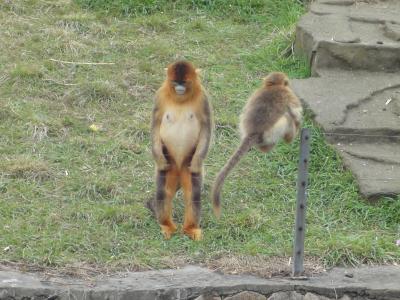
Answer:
211;135;257;217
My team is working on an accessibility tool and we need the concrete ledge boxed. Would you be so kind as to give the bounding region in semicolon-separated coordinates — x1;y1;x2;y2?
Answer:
1;265;399;300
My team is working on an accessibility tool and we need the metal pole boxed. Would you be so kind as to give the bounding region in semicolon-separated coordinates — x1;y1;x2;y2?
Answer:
292;128;310;277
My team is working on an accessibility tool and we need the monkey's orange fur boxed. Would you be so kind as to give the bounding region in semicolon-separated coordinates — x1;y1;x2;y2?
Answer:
149;61;212;241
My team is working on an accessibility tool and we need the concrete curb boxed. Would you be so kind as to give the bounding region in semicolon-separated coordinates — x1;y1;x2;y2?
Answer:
1;266;399;300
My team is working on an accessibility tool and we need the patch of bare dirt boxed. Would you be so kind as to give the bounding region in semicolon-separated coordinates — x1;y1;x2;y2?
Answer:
0;255;326;280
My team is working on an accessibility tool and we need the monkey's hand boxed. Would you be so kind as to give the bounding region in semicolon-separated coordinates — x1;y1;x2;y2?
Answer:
189;157;203;173
152;133;169;170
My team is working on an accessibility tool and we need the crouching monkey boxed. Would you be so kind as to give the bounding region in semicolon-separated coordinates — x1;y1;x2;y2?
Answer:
147;60;212;241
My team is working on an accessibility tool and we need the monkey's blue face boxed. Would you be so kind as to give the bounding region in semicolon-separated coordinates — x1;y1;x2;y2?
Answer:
167;61;197;97
172;80;188;95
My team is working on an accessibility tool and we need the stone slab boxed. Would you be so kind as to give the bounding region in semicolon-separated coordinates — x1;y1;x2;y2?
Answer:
294;0;400;74
336;142;400;165
293;0;400;199
291;70;400;199
0;265;399;300
340;151;400;199
291;70;400;135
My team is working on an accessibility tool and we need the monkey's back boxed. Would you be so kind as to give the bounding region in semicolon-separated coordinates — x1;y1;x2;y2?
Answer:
240;87;290;136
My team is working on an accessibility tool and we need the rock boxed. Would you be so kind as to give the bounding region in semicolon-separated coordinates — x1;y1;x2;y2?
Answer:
267;291;303;300
225;291;267;300
383;22;400;41
304;292;332;300
0;290;10;299
344;272;354;278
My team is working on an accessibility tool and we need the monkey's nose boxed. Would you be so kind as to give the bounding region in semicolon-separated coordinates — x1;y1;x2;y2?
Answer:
175;85;186;95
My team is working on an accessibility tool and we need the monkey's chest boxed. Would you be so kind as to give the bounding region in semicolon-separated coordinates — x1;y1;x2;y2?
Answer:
160;110;201;166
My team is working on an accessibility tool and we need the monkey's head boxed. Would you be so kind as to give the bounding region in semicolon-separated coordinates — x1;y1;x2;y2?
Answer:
263;72;289;87
166;60;199;97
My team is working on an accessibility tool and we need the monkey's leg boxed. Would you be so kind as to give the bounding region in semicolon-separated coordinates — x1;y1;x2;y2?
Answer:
155;166;179;239
181;168;202;241
283;118;297;143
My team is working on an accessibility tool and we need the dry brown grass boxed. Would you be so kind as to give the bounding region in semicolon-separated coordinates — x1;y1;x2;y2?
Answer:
1;156;53;181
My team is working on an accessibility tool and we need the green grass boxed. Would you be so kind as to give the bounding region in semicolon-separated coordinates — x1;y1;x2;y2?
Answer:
0;0;399;274
74;0;302;24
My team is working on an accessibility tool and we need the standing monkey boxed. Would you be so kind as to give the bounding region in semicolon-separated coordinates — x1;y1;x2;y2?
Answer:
211;72;302;216
148;60;212;240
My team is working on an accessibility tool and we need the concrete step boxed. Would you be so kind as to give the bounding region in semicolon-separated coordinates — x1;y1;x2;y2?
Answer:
291;70;400;200
291;70;400;136
336;142;400;165
336;141;400;199
294;0;400;74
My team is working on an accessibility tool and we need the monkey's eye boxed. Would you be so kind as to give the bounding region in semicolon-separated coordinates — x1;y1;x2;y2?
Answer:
172;80;186;86
284;81;289;86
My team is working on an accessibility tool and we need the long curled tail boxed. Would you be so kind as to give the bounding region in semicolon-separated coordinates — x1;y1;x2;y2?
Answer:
211;135;257;217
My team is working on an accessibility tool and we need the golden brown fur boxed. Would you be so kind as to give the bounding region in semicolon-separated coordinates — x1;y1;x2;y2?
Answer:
148;60;212;240
211;72;302;216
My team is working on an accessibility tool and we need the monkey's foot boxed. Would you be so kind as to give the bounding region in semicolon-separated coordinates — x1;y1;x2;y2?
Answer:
259;144;273;153
183;226;202;241
160;223;177;240
283;133;294;143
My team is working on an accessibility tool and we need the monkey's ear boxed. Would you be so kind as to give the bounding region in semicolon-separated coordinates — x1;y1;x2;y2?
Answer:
195;68;202;75
164;67;168;74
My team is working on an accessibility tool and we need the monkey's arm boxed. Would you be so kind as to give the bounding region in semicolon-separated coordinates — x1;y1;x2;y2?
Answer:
151;98;168;170
287;103;303;130
190;96;212;173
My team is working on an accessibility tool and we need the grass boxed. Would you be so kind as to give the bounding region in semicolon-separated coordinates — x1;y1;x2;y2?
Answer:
0;0;399;275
